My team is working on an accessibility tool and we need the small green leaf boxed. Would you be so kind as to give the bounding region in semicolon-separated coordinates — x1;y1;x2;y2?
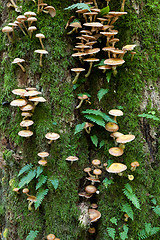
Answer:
91;135;98;147
64;3;91;12
97;88;109;101
18;164;33;177
99;140;106;148
100;6;110;16
119;225;129;240
106;71;112;83
26;230;39;240
110;217;117;225
107;159;114;167
138;113;160;121
49;179;59;190
36;166;43;178
74;122;86;134
107;227;116;240
103;178;114;188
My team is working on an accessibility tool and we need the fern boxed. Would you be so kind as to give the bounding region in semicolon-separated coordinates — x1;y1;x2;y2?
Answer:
91;135;98;147
119;225;129;240
49;179;59;190
121;203;134;220
110;217;117;225
97;88;109;101
152;205;160;216
36;166;43;178
64;3;91;12
19;170;36;188
138;113;160;121
82;109;115;123
74;122;86;134
100;6;110;16
36;175;47;190
103;178;114;189
84;114;105;127
123;183;140;209
99;140;106;148
18;164;33;177
106;71;112;83
107;227;116;240
138;223;160;239
34;189;48;210
26;230;39;240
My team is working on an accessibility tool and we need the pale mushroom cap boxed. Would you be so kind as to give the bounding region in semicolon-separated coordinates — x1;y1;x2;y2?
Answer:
102;47;115;51
78;95;88;100
21;112;32;117
104;58;125;66
110;49;125;55
116;134;135;143
122;44;137;51
28;26;37;31
84;58;99;62
85;185;97;194
71;68;85;73
13;188;19;192
45;132;60;140
85;48;100;55
131;161;139;167
84;122;94;128
107;163;127;173
22;188;29;193
38;152;49;158
29;96;46;102
91;203;98;209
86;177;100;183
10;99;27;107
20;120;34;127
27;17;37;22
47;234;56;240
100;32;117;36
27;195;37;202
90;8;101;13
12;89;27;96
24;11;36;17
109;109;123;117
18;130;33;137
76;9;89;13
92;159;101;166
88;227;96;234
108;11;128;16
110;132;124;138
2;26;13;33
44;6;56;17
34;49;48;54
105;122;119;132
20;104;33;111
109;147;124;157
36;33;45;38
83;22;103;27
80;30;92;35
84;167;92;173
8;23;18;27
93;169;102;175
66;156;79;161
84;12;98;16
98;65;112;70
24;90;42;97
72;52;87;57
12;58;25;64
89;209;101;222
69;22;82;28
128;175;134;180
38;160;47;166
17;15;27;21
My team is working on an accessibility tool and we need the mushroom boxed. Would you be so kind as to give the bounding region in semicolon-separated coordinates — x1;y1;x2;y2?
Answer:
12;88;27;97
130;51;136;61
44;6;56;17
21;112;33;120
16;15;28;32
10;99;27;107
2;26;13;42
109;109;123;122
91;203;98;209
22;188;29;195
106;163;127;173
83;22;103;33
83;12;98;22
104;58;125;76
24;90;42;97
92;159;101;168
109;147;124;157
105;122;119;132
18;130;33;137
124;213;129;221
66;156;79;163
14;20;26;35
38;152;49;160
20;104;34;112
84;58;99;78
128;174;134;181
27;17;37;27
27;194;37;210
76;95;89;109
88;227;96;234
45;132;60;144
13;188;20;194
67;22;82;35
8;23;18;38
36;33;45;49
88;209;101;222
116;134;135;149
38;160;47;166
93;169;102;179
28;26;37;38
83;122;94;134
130;161;139;171
12;58;26;72
34;49;48;67
83;167;95;178
47;234;56;240
28;96;46;111
20;120;34;130
85;185;97;195
71;68;85;84
24;11;37;18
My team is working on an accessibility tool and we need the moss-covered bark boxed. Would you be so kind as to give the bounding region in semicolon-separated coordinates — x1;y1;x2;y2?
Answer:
0;0;159;239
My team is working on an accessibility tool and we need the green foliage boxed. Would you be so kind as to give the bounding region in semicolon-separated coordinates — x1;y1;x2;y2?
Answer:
97;88;109;101
36;166;43;178
64;3;91;12
123;183;140;209
100;6;110;16
26;230;39;240
36;175;48;190
103;178;114;189
107;227;116;240
49;179;59;190
119;225;129;240
99;140;106;148
106;71;112;83
19;170;36;188
74;122;86;134
121;203;134;220
18;164;33;177
138;223;160;239
152;205;160;216
91;135;98;147
138;113;160;121
84;114;105;127
35;189;49;210
110;217;117;225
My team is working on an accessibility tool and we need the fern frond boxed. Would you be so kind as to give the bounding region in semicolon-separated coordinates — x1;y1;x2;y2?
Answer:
138;223;160;239
64;3;91;12
138;229;148;239
49;179;59;190
18;164;33;177
34;189;48;210
119;225;129;240
84;114;105;127
74;122;86;135
26;230;39;240
123;184;140;209
97;88;109;101
36;175;47;190
107;227;116;240
152;205;160;216
121;203;134;220
110;217;117;225
91;135;98;147
36;166;43;178
82;109;115;123
138;113;160;121
19;170;36;188
103;178;114;189
124;183;133;193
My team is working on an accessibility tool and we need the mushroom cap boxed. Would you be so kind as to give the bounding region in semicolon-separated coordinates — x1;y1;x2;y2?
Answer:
18;130;33;137
20;120;34;127
44;6;56;17
88;227;96;234
36;33;45;38
110;49;125;55
72;52;88;57
24;90;42;97
76;9;89;14
16;15;27;21
69;22;82;28
47;234;56;240
71;68;85;73
13;188;19;192
109;147;124;157
12;58;25;64
20;104;33;111
100;31;117;36
84;122;94;128
89;209;101;222
28;96;46;102
109;109;123;117
27;195;37;202
84;12;98;16
104;58;125;66
85;185;97;194
102;47;115;51
92;159;101;166
98;65;111;70
90;8;101;13
84;58;99;62
91;203;98;209
27;17;37;22
107;163;127;173
93;169;102;175
8;23;18;27
108;11;128;16
97;17;107;22
24;11;36;17
21;112;33;117
86;177;100;183
128;175;134;180
78;192;93;198
22;188;29;194
28;26;37;31
83;22;103;27
2;26;13;33
75;44;90;49
110;132;124;138
38;160;47;166
109;38;120;43
66;156;79;162
12;89;27;96
80;30;92;35
86;41;97;46
78;95;88;100
131;161;139;167
116;134;135;143
38;152;49;158
105;122;119;132
10;99;27;107
85;48;100;55
84;167;92;173
122;44;136;51
45;132;60;141
34;49;48;54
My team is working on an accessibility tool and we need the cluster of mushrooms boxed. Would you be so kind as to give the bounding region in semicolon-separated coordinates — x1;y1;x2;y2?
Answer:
66;0;136;83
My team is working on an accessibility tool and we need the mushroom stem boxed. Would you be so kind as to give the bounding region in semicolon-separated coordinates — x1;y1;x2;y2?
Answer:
22;22;28;32
72;72;80;84
28;201;34;211
119;143;125;150
93;0;98;8
39;38;45;49
120;0;126;12
10;0;18;8
18;24;26;36
85;62;93;78
85;127;91;134
88;172;96;178
48;140;53;144
17;62;26;72
76;99;84;109
7;32;12;42
37;0;40;13
112;66;117;76
40;54;43;67
131;166;136;171
67;28;76;35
